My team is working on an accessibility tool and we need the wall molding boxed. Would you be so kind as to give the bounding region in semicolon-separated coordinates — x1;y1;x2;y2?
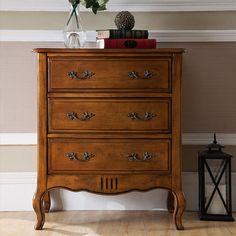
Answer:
1;30;236;42
0;172;235;211
151;30;236;42
1;133;236;145
1;0;236;12
0;133;37;145
183;133;236;145
0;172;37;211
0;172;36;184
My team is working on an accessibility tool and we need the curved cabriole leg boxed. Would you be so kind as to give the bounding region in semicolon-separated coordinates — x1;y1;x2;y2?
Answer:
172;190;186;230
167;191;175;213
43;191;51;213
32;191;46;230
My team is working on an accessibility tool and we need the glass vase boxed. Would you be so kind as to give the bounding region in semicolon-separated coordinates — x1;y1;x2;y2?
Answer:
63;4;86;48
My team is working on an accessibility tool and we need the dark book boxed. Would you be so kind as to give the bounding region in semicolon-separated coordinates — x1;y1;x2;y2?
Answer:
96;29;149;39
97;38;156;49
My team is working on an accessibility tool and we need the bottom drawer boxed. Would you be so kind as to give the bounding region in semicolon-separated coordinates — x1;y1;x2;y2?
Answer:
48;138;171;173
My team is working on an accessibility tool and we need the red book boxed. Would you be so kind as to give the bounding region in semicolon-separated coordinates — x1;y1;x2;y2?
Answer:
97;38;156;49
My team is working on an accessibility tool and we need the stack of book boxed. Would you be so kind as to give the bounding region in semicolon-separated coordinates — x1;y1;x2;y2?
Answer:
96;29;156;49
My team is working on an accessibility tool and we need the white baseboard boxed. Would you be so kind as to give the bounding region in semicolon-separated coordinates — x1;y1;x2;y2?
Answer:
0;172;36;211
0;133;37;145
0;172;235;212
182;133;236;145
1;133;236;145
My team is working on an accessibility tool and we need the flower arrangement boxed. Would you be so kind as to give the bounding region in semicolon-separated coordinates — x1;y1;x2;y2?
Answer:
69;0;108;14
65;0;108;48
67;0;108;27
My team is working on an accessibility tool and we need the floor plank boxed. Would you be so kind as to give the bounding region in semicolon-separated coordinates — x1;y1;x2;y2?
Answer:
0;211;235;236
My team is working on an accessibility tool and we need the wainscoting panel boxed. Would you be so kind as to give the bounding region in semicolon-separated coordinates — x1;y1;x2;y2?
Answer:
0;172;235;211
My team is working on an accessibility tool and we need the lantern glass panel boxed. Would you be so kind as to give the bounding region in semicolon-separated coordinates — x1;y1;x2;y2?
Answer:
204;158;228;215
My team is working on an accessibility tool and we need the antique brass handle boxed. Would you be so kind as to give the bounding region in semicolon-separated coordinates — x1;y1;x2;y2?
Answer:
67;111;95;121
67;70;94;80
67;71;77;79
128;112;156;121
65;152;94;161
128;152;153;161
128;70;153;80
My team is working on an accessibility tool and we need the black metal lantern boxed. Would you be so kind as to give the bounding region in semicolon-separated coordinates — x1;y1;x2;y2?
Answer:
198;134;234;221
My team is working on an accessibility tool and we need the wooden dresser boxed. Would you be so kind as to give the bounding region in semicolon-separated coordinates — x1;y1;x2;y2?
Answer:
33;48;185;230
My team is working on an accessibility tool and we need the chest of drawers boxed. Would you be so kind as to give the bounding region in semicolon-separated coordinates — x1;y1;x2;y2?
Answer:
32;48;185;230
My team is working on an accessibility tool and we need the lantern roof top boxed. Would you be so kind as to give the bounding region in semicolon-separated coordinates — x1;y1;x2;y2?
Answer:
207;133;224;152
199;133;233;158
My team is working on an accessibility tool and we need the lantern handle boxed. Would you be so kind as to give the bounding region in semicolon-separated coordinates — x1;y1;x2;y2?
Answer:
213;133;217;144
208;133;224;152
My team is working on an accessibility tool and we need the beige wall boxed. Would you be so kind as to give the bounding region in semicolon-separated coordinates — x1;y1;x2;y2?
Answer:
1;8;236;173
1;41;236;133
0;42;63;133
1;145;236;172
1;12;236;30
1;41;236;172
0;146;36;172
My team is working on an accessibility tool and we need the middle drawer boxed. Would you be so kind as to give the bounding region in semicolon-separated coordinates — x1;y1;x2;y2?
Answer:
48;98;171;133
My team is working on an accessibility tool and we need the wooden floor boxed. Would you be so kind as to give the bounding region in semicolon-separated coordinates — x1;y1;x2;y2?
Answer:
0;211;235;236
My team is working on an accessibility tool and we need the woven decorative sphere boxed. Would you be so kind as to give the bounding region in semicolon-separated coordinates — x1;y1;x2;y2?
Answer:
114;11;135;30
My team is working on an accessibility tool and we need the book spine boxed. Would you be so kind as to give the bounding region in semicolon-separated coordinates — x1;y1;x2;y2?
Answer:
96;30;149;39
103;39;156;49
109;30;149;39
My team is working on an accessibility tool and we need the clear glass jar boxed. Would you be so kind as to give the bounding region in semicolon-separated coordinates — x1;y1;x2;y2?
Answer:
63;4;86;48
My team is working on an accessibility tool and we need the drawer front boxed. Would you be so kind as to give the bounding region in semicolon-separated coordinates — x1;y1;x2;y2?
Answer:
48;138;171;173
48;58;171;92
48;98;171;133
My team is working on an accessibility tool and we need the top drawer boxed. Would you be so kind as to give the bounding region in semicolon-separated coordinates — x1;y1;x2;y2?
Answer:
48;57;171;92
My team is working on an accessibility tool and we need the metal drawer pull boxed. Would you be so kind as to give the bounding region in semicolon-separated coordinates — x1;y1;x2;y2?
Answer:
128;70;153;80
67;70;95;80
65;152;94;161
128;112;156;121
67;111;95;121
67;71;78;79
128;152;153;161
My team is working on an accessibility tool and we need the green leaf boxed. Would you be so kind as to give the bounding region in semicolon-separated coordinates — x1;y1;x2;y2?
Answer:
75;0;108;14
86;0;96;8
69;0;80;4
92;2;99;14
80;0;86;5
97;0;108;11
92;7;98;14
101;0;109;4
97;5;106;11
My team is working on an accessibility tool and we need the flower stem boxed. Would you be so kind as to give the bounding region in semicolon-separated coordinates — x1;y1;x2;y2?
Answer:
66;3;79;27
74;8;79;28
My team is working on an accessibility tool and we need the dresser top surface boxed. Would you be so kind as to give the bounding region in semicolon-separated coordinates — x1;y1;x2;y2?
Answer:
33;48;184;54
